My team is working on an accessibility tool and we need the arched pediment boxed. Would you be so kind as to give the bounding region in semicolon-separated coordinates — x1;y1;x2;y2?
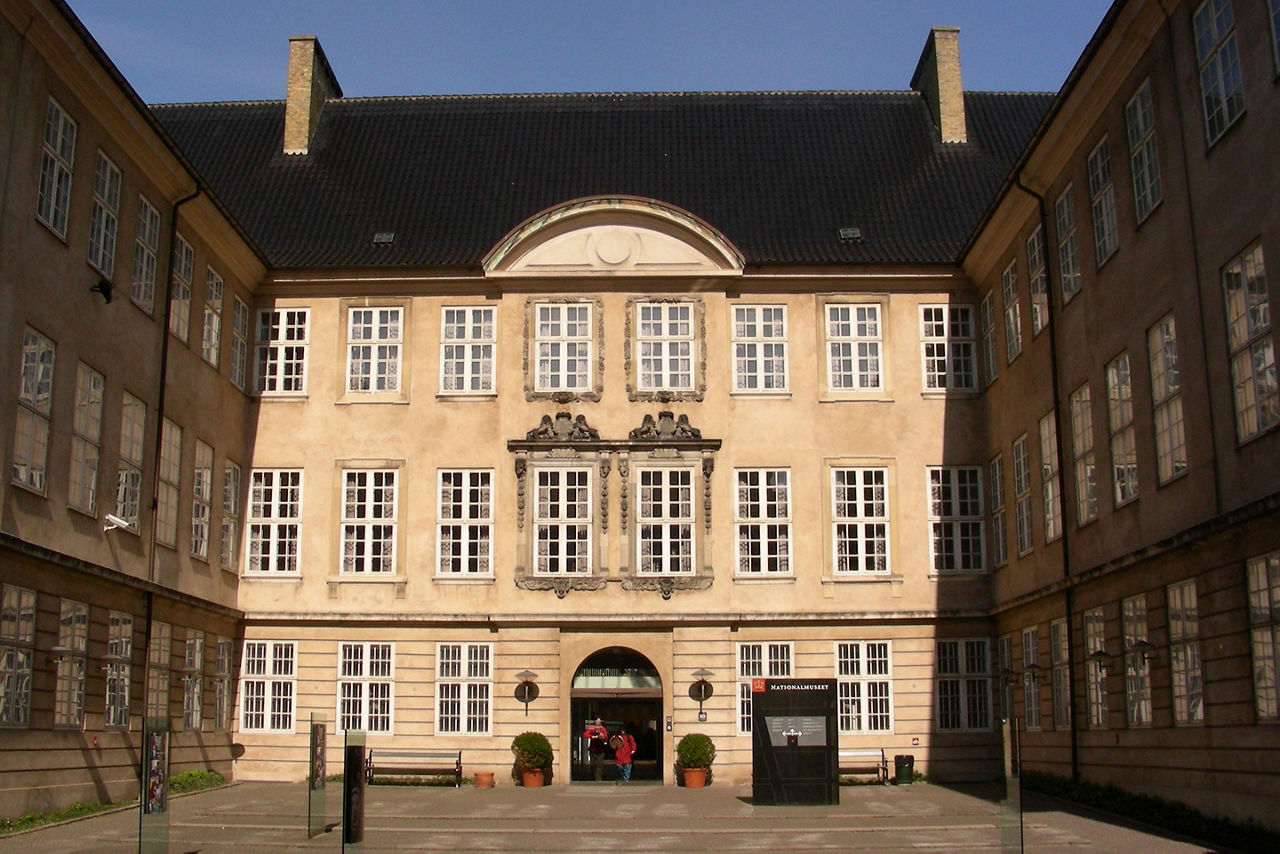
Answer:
483;197;744;277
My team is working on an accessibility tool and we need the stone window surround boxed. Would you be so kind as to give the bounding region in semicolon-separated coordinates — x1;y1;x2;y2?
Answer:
523;296;604;403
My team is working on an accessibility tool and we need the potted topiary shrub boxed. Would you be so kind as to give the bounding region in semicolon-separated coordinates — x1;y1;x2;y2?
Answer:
511;731;553;788
675;732;716;788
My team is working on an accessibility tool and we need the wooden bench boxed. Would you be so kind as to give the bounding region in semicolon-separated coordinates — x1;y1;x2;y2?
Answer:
365;749;463;787
838;748;888;783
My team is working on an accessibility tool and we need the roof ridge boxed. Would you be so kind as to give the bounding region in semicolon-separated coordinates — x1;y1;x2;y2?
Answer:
328;89;927;104
151;98;283;109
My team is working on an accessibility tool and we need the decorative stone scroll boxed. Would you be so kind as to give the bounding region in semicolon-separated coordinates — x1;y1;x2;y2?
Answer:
621;575;713;600
525;410;600;441
628;410;702;441
515;575;608;599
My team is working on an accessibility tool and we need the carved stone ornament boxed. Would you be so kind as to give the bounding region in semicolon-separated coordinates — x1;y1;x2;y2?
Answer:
628;411;704;441
516;575;608;598
599;458;611;534
525;411;601;442
621;575;713;599
522;296;604;403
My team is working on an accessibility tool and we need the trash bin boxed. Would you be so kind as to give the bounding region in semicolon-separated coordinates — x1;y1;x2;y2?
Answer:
893;754;914;785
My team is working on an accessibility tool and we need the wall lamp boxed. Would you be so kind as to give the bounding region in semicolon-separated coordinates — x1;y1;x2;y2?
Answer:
514;670;539;716
1131;639;1160;664
690;669;714;722
90;278;114;303
1087;649;1111;673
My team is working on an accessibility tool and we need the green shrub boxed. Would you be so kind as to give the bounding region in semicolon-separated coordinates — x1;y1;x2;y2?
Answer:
168;769;227;793
675;733;716;769
511;731;553;771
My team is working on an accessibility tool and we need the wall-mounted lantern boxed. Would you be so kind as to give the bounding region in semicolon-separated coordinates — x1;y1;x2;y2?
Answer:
514;670;539;716
690;668;714;722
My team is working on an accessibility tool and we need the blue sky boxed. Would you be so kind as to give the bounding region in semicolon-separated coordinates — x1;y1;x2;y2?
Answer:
66;1;1115;104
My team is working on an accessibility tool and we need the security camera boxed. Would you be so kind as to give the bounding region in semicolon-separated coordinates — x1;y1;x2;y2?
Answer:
103;513;130;532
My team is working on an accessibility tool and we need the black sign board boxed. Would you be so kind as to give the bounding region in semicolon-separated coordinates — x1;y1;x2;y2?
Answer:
751;678;839;805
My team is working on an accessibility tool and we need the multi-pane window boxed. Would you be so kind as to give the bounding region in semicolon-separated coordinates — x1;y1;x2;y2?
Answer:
836;642;892;733
347;307;402;393
183;630;205;731
115;392;146;529
637;468;694;575
831;467;889;573
1107;353;1139;505
1039;412;1062;542
338;642;393;733
13;328;55;493
928;467;984;572
213;637;233;730
1027;227;1049;336
1125;81;1162;223
1051;618;1070;729
436;643;490;735
920;305;976;391
342;469;397;574
131;196;160;312
1013;435;1034;556
156;419;182;548
637;302;694;391
1022;627;1041;731
256;309;310;395
105;611;132;728
229;297;250;391
733;305;788;391
1247;551;1280;720
826;304;882;391
0;585;36;726
989;455;1008;567
997;635;1014;721
534;468;592;574
191;441;212;560
440;306;495;393
1122;595;1152;727
1222;246;1277;441
1087;138;1118;265
87;151;121;276
979;293;999;386
69;363;105;513
1055;185;1082;303
437;469;493;575
36;98;76;237
1193;0;1245;144
1001;261;1023;363
1070;384;1098;524
1084;606;1108;728
535;302;592;392
146;621;171;719
737;642;792;733
169;234;193;342
221;461;241;571
247;469;303;574
1168;579;1204;725
202;269;223;367
240;641;295;732
1148;315;1188;482
735;469;791;575
54;599;89;728
935;639;991;730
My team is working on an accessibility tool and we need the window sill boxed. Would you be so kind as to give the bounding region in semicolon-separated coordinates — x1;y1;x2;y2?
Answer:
1154;469;1189;489
336;394;409;406
824;573;902;584
241;573;302;581
10;478;47;498
819;393;894;404
729;390;792;400
434;575;495;585
436;392;497;401
929;570;990;581
255;392;309;402
733;574;796;583
921;389;979;400
1236;419;1280;449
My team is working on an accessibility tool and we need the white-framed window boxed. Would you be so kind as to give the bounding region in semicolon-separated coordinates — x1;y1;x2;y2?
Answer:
347;307;402;393
920;305;976;391
989;455;1008;567
1070;384;1098;524
213;637;233;730
1039;412;1062;542
131;195;160;313
637;301;695;392
1222;246;1277;441
440;306;495;394
735;468;791;575
928;467;984;572
1193;0;1245;145
341;469;397;574
1055;185;1082;303
1013;435;1033;556
1051;618;1070;729
535;302;592;393
1027;227;1049;336
87;151;121;276
1122;595;1152;727
836;641;892;733
338;642;393;733
221;461;241;571
1148;315;1188;483
437;469;493;576
36;97;76;238
146;621;171;719
182;629;204;731
436;643;491;735
1084;606;1108;728
69;362;104;513
191;441;212;560
831;467;889;574
1125;81;1162;224
826;303;882;391
1001;261;1022;363
202;268;223;367
737;642;792;733
156;419;181;548
1107;353;1139;505
54;598;89;728
997;635;1014;721
0;585;36;727
105;611;132;728
1087;138;1118;266
256;309;310;395
246;469;302;574
979;293;999;386
13;327;55;493
733;305;788;392
1248;551;1280;720
229;297;250;391
169;234;193;342
637;466;694;575
935;639;991;731
534;467;592;575
115;392;146;530
240;640;295;733
1168;579;1204;725
1022;627;1041;731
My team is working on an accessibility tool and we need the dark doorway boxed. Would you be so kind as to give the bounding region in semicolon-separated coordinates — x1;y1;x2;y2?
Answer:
570;647;663;782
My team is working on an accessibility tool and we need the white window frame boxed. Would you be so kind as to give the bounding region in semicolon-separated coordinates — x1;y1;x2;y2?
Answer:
935;639;991;731
1039;412;1062;542
825;303;882;391
239;640;295;733
341;469;397;574
347;306;402;394
979;293;999;386
1125;80;1162;224
735;468;792;575
435;642;491;735
1001;261;1022;363
1022;626;1041;731
440;306;495;394
191;440;212;560
0;585;36;727
246;469;302;574
1027;227;1049;336
105;611;133;728
437;469;493;576
256;308;310;395
202;268;223;367
831;467;889;574
169;234;193;342
338;642;394;733
1107;352;1139;506
54;598;89;729
636;301;696;392
69;362;104;514
1070;384;1098;524
1122;595;1152;727
1193;0;1245;145
1148;315;1188;483
13;327;55;494
36;97;76;238
920;305;976;391
535;301;593;393
1084;606;1108;728
737;642;792;733
1222;245;1277;442
1050;618;1070;730
146;621;171;719
928;466;984;572
1167;579;1204;725
989;455;1008;567
182;629;205;731
229;297;250;391
533;466;592;575
1013;435;1033;556
1248;551;1280;720
115;392;146;530
1055;185;1082;303
221;461;241;572
636;465;695;575
836;641;893;734
214;637;233;731
156;419;181;548
131;195;160;313
87;151;121;276
732;305;788;392
1087;138;1118;266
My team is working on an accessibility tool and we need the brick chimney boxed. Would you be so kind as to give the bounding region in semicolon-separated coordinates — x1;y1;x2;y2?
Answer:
283;36;342;156
910;27;967;144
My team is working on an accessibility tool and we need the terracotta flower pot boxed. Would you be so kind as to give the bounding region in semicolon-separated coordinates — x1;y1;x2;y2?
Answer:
682;768;707;788
520;768;545;788
474;770;495;789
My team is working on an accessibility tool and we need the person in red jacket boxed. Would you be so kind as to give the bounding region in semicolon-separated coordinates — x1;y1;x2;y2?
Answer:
612;724;637;782
583;718;608;781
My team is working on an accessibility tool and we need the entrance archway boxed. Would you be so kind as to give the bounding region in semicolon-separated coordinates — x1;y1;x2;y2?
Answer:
570;647;663;782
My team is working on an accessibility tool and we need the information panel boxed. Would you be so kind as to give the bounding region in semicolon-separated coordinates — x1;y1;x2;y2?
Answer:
751;679;838;805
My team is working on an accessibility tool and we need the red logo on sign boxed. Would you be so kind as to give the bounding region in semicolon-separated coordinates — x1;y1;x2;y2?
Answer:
752;678;766;693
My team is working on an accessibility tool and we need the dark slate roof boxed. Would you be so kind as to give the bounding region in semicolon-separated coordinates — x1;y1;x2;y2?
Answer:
152;90;1053;270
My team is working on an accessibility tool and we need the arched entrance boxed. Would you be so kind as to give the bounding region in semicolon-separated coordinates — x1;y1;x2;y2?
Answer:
570;647;663;782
